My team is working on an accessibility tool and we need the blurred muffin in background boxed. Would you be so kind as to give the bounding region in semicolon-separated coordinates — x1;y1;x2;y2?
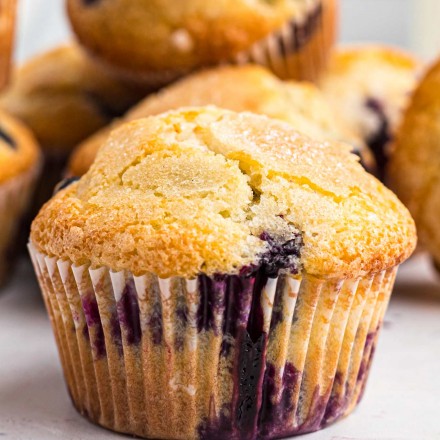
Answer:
389;57;440;267
0;0;17;90
0;44;148;209
0;109;40;286
67;0;338;86
319;45;421;180
68;64;373;177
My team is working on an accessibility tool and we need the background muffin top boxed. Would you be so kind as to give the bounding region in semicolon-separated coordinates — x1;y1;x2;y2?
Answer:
31;107;415;279
67;0;319;76
0;44;146;154
68;64;367;176
319;45;420;177
0;109;40;183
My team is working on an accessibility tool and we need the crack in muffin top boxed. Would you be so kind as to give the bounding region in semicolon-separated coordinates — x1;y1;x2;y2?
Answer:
31;107;416;278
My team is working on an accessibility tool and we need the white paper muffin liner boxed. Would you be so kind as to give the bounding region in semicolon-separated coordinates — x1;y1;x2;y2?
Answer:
0;163;39;285
29;243;397;439
232;0;337;82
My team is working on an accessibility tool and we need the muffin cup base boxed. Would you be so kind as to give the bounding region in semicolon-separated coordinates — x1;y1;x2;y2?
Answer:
29;244;397;439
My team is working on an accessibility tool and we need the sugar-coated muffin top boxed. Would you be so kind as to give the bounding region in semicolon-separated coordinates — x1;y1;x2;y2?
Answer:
31;107;416;279
0;44;145;154
0;109;40;183
68;64;367;176
389;57;440;264
67;0;319;75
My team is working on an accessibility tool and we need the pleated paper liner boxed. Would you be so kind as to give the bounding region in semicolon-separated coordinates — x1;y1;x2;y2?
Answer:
0;163;39;286
232;0;338;82
29;244;396;439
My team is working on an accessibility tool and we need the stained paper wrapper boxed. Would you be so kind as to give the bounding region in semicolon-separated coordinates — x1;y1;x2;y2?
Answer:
233;0;337;82
29;243;396;439
0;164;39;285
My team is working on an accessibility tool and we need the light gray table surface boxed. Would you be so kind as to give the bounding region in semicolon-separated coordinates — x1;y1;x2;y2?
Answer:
1;254;439;440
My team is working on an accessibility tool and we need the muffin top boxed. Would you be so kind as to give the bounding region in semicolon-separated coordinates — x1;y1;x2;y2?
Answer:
0;109;40;183
68;64;367;176
319;45;420;176
0;44;145;154
320;45;419;139
32;107;416;279
388;58;440;263
67;0;319;75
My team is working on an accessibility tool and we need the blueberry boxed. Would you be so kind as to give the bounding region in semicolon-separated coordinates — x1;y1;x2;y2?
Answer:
258;232;302;277
82;0;100;5
365;98;391;180
53;176;80;194
0;126;16;149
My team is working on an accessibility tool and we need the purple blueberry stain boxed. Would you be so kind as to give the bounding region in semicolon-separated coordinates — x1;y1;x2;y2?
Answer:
198;407;234;440
197;274;227;335
220;275;255;356
296;384;331;433
116;279;142;347
110;310;123;357
175;293;188;351
259;362;301;437
357;330;376;383
149;301;163;346
233;331;267;437
81;293;106;358
269;276;286;332
323;371;346;424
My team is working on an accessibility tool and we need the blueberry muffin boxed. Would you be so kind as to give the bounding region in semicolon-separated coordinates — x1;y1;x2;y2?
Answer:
68;64;372;177
319;45;421;180
30;107;415;439
389;57;440;267
0;44;147;211
67;0;337;85
0;109;40;286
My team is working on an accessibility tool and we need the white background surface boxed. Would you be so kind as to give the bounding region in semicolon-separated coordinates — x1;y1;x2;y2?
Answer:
1;255;440;440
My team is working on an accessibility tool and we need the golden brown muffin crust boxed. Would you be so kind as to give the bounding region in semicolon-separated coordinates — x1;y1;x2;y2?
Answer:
32;107;416;279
